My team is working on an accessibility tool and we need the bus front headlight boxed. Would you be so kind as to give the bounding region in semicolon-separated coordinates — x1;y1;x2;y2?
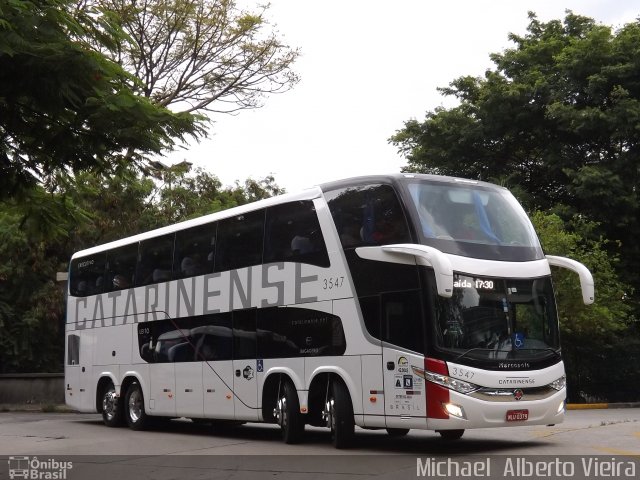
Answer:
549;375;566;391
422;370;480;394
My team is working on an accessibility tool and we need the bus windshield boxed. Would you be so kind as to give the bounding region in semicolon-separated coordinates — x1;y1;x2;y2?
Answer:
433;275;560;362
404;180;543;261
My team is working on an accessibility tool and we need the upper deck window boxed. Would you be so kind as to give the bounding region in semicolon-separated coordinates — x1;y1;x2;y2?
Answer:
69;253;106;297
264;200;330;268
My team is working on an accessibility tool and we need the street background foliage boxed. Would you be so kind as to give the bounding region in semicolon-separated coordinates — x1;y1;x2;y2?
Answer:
1;4;638;402
391;11;639;402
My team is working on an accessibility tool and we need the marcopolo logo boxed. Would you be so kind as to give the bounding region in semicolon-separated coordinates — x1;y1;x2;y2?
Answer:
8;456;73;479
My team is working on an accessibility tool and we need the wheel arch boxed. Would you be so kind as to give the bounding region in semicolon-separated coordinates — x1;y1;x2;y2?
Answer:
95;373;118;413
307;368;360;426
261;368;303;423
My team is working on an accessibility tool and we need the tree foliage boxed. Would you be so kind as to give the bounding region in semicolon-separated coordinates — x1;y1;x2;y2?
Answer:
531;211;631;337
390;11;640;315
96;0;300;114
0;0;204;199
0;166;283;373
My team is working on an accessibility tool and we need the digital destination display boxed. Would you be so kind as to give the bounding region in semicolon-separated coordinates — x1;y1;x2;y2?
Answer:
453;277;495;290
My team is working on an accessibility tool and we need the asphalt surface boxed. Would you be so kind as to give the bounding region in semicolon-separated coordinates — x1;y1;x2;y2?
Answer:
0;409;638;479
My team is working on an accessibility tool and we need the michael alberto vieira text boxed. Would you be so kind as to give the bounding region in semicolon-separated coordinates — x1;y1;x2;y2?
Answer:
416;457;637;477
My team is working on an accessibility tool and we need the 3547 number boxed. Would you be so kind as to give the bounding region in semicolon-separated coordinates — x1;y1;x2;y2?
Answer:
323;276;345;290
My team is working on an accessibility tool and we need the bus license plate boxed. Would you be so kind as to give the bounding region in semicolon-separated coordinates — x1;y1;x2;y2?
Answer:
506;409;529;421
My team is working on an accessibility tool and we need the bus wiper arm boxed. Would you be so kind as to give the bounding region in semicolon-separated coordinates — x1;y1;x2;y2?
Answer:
453;347;493;362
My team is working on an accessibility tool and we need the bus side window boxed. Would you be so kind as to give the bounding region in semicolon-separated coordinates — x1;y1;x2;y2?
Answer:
69;253;106;297
67;334;80;365
215;210;265;272
192;313;232;361
233;309;257;360
381;290;424;353
105;243;139;292
264;200;330;268
359;295;381;340
136;233;175;287
174;223;216;279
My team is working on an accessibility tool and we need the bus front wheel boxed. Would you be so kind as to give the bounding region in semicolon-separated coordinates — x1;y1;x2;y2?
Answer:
325;380;354;449
125;382;150;431
101;383;123;427
275;380;304;444
437;429;464;440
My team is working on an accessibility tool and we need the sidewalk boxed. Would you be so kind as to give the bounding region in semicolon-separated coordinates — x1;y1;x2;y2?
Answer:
0;403;76;413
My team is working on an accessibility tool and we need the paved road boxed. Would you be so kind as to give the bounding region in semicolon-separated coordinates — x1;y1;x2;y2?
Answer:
0;409;638;479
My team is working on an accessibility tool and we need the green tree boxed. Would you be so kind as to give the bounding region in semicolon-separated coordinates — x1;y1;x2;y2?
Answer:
0;0;203;199
0;166;284;372
531;211;630;337
390;11;640;314
0;190;83;372
532;211;638;402
151;164;285;223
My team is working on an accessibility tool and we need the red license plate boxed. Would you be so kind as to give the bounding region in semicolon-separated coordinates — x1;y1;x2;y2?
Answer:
506;409;529;421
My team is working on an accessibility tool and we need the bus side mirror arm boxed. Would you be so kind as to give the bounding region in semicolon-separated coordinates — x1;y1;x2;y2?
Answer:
546;255;595;305
355;244;454;298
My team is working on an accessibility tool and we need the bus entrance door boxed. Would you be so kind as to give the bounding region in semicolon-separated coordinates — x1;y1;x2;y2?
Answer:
232;358;259;421
232;309;259;421
382;347;426;428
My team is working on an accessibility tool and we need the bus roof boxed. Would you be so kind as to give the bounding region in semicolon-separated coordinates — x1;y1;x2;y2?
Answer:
318;173;507;192
71;173;505;260
71;186;323;260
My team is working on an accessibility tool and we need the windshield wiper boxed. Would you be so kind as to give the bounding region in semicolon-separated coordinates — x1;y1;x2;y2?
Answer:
453;346;560;363
453;347;494;362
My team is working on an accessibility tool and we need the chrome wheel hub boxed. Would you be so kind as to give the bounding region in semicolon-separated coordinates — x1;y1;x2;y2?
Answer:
102;389;117;421
322;398;335;429
274;396;287;427
128;389;143;422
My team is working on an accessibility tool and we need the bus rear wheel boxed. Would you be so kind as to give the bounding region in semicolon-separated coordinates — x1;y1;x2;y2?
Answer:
125;382;150;431
437;429;464;440
275;380;304;444
101;383;123;427
324;380;354;449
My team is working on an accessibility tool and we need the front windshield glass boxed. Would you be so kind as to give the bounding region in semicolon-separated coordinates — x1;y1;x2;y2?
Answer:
433;275;560;362
404;180;543;261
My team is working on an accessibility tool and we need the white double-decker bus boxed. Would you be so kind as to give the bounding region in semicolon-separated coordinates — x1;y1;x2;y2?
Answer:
65;174;594;447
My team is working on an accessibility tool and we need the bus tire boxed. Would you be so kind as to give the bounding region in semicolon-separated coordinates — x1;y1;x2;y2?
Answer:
437;429;464;440
101;382;123;427
124;382;150;431
276;380;304;444
386;428;409;437
327;380;354;449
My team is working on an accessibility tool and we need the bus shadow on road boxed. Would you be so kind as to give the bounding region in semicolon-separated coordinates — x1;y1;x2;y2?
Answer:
80;417;547;454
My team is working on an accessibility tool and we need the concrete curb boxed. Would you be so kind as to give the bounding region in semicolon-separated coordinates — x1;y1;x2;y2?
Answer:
567;402;640;410
0;404;76;413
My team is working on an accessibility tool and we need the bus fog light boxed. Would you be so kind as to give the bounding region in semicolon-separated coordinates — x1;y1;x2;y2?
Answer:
557;401;565;414
443;403;466;419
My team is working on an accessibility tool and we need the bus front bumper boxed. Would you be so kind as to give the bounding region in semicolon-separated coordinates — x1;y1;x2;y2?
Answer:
427;388;566;431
